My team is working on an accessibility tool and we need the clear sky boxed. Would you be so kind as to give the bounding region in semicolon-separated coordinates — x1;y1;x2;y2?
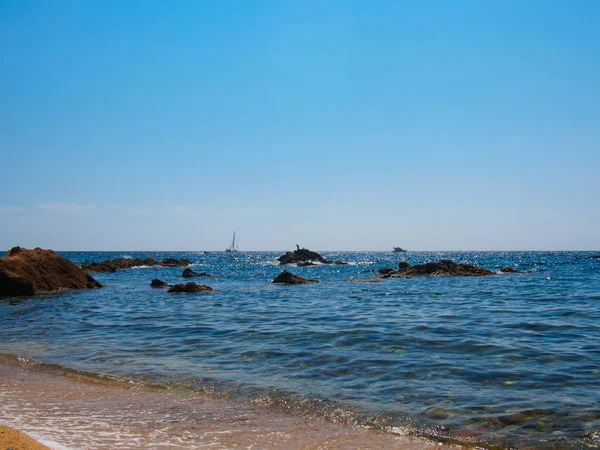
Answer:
1;0;599;251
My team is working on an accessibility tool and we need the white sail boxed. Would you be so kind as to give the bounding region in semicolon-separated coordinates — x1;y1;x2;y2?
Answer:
226;231;238;252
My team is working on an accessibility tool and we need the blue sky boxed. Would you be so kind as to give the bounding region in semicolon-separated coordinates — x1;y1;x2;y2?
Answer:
1;0;598;250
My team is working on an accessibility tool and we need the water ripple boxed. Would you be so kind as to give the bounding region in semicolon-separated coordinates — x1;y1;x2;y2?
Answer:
1;251;600;448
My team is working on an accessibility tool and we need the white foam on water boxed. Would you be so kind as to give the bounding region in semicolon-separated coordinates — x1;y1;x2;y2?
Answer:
0;360;449;449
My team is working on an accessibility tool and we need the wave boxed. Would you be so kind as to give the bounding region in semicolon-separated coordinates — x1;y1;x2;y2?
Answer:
4;352;591;449
0;352;484;448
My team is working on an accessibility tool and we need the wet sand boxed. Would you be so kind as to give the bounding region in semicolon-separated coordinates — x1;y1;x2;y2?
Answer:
0;359;459;449
0;425;50;450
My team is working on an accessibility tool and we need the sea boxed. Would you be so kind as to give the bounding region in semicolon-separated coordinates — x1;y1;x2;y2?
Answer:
0;251;599;449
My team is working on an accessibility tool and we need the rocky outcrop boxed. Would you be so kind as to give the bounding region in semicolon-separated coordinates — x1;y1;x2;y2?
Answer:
160;257;192;267
378;268;395;275
500;266;520;273
167;282;214;293
0;246;102;297
380;260;494;278
150;278;169;287
277;248;347;266
272;270;320;284
82;257;191;273
180;268;215;278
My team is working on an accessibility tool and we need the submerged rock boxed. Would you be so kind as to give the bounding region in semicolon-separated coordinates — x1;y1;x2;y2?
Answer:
500;266;520;273
150;278;169;287
180;268;215;278
277;248;347;266
167;282;214;293
381;259;494;277
297;261;317;267
272;270;320;284
82;257;191;272
0;246;102;297
378;268;395;275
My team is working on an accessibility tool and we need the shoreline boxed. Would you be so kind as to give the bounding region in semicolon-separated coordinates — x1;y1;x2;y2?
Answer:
0;357;459;449
0;425;51;450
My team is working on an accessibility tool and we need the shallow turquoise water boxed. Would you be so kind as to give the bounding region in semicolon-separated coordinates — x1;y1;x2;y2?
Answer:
1;251;599;448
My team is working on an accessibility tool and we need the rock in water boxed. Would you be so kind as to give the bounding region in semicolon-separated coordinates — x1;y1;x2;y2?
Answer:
82;257;191;272
398;261;411;270
297;261;317;267
277;248;347;265
150;278;169;287
501;266;519;273
167;282;214;293
0;246;102;297
381;259;493;277
181;268;215;278
272;270;320;284
160;257;192;267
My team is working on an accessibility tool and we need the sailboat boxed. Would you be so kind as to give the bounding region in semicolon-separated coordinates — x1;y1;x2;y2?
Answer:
225;231;238;252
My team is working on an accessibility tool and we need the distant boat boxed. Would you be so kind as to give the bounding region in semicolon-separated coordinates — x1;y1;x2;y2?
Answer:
225;231;238;252
393;247;407;252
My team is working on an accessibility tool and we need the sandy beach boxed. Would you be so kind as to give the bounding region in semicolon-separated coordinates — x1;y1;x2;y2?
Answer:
0;358;459;449
0;425;50;450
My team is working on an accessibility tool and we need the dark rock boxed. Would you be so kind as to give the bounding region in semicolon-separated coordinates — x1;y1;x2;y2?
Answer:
82;257;153;272
500;266;519;273
150;278;169;287
0;247;102;297
297;261;317;267
160;257;192;267
349;278;384;283
277;248;347;266
383;259;493;277
181;268;215;278
378;268;395;275
6;246;25;257
167;282;214;293
272;270;320;284
82;256;191;272
330;260;349;265
278;248;328;265
398;261;411;270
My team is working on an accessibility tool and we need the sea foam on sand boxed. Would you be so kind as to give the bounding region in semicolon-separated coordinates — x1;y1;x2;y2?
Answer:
0;358;457;449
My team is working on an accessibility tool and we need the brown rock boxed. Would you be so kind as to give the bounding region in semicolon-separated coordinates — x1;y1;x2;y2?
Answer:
297;261;317;267
277;248;327;265
150;278;169;287
277;248;347;265
82;256;191;272
181;268;215;278
272;270;320;284
383;259;493;277
0;247;102;297
160;257;192;267
167;282;214;293
378;268;395;275
500;266;519;273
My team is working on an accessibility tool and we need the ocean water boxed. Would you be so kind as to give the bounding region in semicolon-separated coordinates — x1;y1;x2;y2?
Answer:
0;251;599;449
